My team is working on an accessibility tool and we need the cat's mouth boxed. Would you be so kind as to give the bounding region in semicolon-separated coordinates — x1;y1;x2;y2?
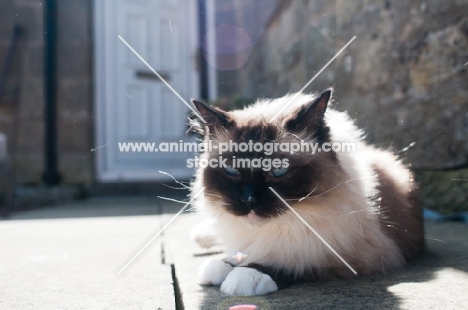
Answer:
239;207;277;226
246;210;264;225
229;207;271;219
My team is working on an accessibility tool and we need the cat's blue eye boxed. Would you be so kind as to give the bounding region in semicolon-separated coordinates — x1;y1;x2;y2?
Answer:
271;167;288;177
224;164;240;176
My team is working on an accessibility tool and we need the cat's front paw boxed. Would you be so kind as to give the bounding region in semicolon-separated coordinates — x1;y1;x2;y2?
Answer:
220;267;278;296
199;259;234;286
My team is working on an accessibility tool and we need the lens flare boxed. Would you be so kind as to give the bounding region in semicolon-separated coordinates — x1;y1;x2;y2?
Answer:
232;251;248;263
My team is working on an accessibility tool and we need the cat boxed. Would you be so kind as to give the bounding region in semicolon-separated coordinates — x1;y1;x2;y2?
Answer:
188;89;425;296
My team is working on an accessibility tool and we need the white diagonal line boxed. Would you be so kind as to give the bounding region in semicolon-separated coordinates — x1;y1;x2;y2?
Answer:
268;36;356;123
117;187;205;275
268;187;357;275
118;35;207;123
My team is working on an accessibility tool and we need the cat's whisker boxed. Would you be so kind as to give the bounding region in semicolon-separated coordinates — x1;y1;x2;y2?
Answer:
275;207;286;214
161;183;189;190
357;214;364;239
210;202;230;209
205;190;227;198
271;131;287;142
204;193;223;198
381;220;398;228
157;196;189;204
212;211;230;224
294;208;367;219
158;170;190;189
308;178;356;199
376;207;399;227
298;185;318;202
280;132;304;142
276;213;295;256
283;184;323;201
280;211;307;242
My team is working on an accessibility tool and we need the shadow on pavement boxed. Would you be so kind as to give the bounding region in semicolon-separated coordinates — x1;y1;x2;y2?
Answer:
198;221;468;309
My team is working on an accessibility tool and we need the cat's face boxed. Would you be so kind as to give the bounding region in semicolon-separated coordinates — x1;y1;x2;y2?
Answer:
192;91;340;220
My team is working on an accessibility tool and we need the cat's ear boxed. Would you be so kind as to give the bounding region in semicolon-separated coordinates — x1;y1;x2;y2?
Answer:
191;99;232;128
285;89;331;133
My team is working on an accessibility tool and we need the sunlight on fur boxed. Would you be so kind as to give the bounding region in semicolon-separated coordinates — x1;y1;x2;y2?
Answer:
189;90;424;296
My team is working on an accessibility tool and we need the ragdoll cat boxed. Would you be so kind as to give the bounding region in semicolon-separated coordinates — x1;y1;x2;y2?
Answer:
189;89;424;296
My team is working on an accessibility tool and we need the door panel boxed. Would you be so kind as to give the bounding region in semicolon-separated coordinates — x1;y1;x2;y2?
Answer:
94;0;199;181
126;85;150;139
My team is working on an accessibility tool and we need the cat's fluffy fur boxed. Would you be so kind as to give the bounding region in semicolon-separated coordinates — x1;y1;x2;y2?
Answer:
190;90;424;296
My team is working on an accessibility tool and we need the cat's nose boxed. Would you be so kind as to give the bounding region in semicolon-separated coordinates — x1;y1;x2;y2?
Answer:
242;185;259;207
241;196;258;207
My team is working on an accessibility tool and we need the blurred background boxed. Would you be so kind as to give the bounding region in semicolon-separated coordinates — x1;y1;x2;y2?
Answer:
0;0;467;216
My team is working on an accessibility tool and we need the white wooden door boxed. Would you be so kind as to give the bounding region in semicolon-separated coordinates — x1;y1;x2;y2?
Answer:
94;0;199;181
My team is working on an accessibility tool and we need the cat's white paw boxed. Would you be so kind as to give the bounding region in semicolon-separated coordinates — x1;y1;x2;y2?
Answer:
220;267;278;296
199;259;234;286
191;220;218;248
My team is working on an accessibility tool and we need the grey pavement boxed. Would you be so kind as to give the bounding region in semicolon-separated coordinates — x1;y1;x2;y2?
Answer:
1;198;467;309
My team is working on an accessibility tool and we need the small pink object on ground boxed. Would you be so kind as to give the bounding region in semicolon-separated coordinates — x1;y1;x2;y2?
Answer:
229;305;257;310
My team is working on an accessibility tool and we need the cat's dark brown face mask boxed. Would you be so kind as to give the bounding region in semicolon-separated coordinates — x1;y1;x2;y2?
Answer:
191;90;341;219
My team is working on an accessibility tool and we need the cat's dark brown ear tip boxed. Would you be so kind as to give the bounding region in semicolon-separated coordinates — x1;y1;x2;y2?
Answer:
190;98;231;127
190;98;207;112
190;99;212;124
321;89;332;101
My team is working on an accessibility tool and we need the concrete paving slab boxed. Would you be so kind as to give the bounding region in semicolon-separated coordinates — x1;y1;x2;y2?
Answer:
2;199;467;309
164;210;468;310
0;199;175;310
8;197;163;220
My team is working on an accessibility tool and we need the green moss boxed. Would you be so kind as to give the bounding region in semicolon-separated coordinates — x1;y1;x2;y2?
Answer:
414;169;468;215
211;96;254;111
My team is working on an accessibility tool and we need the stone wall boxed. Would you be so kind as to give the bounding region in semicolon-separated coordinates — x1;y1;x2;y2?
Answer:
242;0;468;170
0;0;45;184
0;0;93;187
220;0;468;212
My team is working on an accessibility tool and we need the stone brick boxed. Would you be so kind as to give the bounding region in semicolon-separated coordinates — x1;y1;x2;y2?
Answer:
27;45;44;79
58;153;92;184
18;78;44;120
57;80;92;110
14;0;43;7
16;119;43;153
6;7;42;43
14;152;43;184
57;115;91;154
56;41;92;81
56;78;91;155
57;0;91;43
0;6;16;42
